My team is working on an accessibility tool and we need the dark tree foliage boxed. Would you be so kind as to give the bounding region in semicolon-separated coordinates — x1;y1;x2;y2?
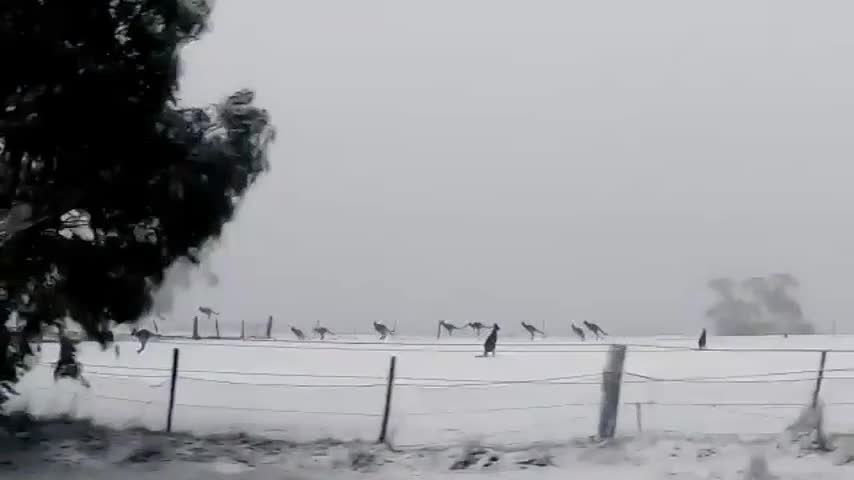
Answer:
0;1;275;403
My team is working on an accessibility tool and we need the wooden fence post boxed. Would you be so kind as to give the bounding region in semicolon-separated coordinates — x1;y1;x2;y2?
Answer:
378;355;397;444
266;316;273;338
812;350;827;408
436;321;442;339
192;316;199;340
598;344;627;440
166;348;180;432
214;318;220;338
240;320;245;340
634;402;643;433
812;350;830;450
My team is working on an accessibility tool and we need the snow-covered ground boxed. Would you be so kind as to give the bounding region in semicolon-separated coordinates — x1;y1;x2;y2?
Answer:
5;334;854;478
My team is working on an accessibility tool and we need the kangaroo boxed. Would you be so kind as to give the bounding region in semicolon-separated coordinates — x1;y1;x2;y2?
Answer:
583;321;607;339
698;328;707;350
467;322;486;336
482;323;500;357
571;323;586;341
439;320;463;336
54;335;90;387
101;329;120;357
520;321;545;340
131;328;154;353
290;326;306;341
373;321;393;340
313;326;333;340
198;306;219;317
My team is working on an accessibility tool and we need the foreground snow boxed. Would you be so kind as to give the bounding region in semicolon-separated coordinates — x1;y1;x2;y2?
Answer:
5;334;854;477
1;420;853;479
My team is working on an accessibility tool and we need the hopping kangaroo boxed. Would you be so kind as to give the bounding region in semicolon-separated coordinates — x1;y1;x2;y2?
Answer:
520;321;545;340
290;326;306;341
313;326;333;340
571;323;586;341
439;320;463;337
54;335;91;387
373;321;393;340
467;322;487;336
131;328;155;353
101;330;120;357
198;306;219;317
482;323;500;357
582;321;607;339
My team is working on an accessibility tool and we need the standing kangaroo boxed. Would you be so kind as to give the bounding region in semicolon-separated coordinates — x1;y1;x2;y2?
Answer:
571;323;586;341
520;321;545;340
482;323;500;357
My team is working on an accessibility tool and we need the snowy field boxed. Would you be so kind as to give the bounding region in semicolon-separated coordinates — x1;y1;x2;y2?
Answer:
5;334;854;478
7;333;854;448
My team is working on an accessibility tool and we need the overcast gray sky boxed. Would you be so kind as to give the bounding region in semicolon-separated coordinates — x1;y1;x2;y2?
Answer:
161;0;854;336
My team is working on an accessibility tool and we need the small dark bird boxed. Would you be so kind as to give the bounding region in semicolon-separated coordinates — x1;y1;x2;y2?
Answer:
698;328;707;350
131;328;154;353
290;326;306;341
467;322;487;336
483;323;500;357
313;326;333;340
571;323;586;341
521;321;545;340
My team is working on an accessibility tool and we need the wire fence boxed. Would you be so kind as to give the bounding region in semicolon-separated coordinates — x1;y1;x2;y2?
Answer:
12;340;854;447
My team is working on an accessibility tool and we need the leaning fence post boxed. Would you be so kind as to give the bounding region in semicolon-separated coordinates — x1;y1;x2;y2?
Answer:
811;350;830;450
266;316;273;339
214;318;221;338
598;344;627;440
166;348;180;432
812;350;828;408
634;402;643;433
378;355;397;444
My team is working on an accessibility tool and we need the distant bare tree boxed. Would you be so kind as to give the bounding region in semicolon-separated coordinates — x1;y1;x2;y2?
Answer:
706;274;813;335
